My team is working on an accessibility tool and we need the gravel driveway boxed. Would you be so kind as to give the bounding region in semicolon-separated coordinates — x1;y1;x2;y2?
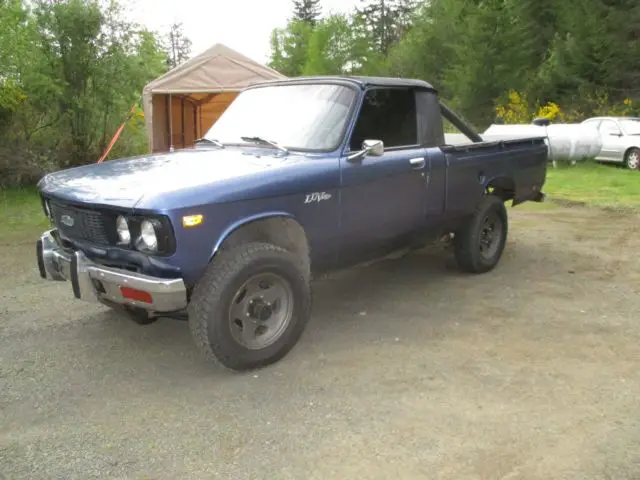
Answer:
1;203;640;480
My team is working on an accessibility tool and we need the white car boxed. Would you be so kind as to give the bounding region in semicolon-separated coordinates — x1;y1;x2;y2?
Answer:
581;116;640;169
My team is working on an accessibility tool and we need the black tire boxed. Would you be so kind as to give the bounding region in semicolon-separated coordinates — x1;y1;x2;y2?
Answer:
454;195;508;274
188;242;311;371
624;148;640;170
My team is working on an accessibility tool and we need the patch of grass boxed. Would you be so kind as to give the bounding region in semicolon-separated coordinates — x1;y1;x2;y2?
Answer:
0;187;50;240
543;161;640;209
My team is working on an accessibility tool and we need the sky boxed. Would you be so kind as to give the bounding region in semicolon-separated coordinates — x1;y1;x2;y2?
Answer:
125;0;361;65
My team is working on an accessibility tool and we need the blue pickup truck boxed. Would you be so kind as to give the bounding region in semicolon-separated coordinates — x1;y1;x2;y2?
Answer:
36;76;547;371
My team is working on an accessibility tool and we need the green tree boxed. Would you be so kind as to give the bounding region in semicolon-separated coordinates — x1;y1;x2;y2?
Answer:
0;0;35;126
355;0;417;55
268;19;313;76
303;14;378;75
536;0;640;105
442;0;540;127
292;0;322;26
1;0;167;185
383;0;467;94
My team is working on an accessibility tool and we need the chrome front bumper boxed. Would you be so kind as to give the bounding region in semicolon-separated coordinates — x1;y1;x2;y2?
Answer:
36;229;187;313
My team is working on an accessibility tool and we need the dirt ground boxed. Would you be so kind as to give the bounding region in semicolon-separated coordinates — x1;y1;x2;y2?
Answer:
1;203;640;480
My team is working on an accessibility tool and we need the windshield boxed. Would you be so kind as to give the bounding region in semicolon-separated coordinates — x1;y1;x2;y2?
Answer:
620;119;640;135
204;84;356;151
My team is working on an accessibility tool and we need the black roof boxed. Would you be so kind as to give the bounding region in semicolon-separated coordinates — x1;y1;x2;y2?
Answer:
249;75;436;92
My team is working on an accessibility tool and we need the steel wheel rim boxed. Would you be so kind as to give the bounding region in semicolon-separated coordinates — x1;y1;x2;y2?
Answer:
478;211;503;260
228;272;294;350
628;152;639;169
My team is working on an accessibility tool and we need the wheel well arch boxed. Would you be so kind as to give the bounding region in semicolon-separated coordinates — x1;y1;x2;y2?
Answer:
484;176;516;201
212;213;311;274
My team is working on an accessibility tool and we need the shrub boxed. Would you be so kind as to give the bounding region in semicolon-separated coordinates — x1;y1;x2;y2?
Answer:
495;90;636;125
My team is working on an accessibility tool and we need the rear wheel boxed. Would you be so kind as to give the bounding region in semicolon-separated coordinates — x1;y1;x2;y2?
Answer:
625;148;640;170
454;195;508;274
188;242;311;371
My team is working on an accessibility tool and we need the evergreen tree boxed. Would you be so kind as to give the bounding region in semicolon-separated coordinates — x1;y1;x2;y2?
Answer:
385;0;467;96
165;22;192;69
538;0;640;103
355;0;417;55
443;0;539;127
292;0;322;26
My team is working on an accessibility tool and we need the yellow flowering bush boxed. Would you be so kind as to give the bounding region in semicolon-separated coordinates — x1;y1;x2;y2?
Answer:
495;90;530;124
495;89;635;124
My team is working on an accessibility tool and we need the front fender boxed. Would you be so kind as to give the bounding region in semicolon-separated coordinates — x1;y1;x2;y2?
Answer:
211;211;297;259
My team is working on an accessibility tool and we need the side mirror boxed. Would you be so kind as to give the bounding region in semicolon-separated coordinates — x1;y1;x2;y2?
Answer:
347;139;384;161
533;117;551;127
362;139;384;157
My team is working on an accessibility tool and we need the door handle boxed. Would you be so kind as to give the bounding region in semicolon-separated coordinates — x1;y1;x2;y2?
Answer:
409;157;426;169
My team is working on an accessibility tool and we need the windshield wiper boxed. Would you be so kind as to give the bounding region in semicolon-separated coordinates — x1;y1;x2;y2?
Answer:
240;136;289;154
194;137;224;148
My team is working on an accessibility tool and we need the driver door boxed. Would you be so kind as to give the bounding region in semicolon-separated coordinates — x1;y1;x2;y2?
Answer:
338;87;430;266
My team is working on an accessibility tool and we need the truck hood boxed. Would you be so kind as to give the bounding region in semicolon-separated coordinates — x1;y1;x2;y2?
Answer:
38;148;302;209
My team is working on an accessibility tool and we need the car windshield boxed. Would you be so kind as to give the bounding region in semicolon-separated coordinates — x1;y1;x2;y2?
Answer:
620;119;640;135
204;84;356;151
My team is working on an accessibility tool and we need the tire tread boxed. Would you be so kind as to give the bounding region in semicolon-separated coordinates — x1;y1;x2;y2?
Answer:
454;195;508;274
188;242;310;370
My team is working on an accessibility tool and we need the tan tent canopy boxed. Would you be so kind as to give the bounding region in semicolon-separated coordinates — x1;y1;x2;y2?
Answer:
142;43;287;153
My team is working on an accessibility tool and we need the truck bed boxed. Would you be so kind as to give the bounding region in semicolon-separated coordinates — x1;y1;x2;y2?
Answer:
421;135;548;228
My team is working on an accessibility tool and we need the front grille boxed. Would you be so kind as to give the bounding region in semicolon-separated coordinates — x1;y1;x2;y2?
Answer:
49;201;112;245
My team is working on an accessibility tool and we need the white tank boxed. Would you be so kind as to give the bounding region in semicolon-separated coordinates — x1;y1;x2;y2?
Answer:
483;123;602;163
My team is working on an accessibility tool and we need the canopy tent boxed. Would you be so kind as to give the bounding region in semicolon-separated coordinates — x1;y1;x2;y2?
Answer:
142;43;287;153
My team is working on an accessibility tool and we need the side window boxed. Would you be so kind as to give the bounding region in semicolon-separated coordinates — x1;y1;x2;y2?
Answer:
599;120;620;135
349;88;417;151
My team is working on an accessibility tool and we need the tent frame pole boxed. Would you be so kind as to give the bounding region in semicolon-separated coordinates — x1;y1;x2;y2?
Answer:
194;104;199;141
181;97;185;148
168;93;174;152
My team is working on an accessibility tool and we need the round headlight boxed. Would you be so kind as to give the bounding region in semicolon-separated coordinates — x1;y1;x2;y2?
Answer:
116;215;130;244
139;220;158;251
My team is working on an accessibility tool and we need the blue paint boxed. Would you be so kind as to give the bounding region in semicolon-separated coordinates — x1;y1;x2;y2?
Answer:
211;211;296;256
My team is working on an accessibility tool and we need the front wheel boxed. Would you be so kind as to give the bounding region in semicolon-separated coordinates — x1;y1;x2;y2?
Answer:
188;242;311;371
454;195;508;274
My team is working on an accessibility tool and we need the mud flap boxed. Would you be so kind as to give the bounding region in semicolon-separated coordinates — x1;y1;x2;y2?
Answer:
532;191;546;202
513;184;545;206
